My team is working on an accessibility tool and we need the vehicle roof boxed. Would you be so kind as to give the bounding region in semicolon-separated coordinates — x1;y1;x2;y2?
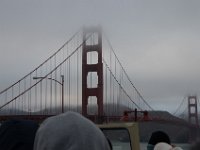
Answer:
97;122;138;128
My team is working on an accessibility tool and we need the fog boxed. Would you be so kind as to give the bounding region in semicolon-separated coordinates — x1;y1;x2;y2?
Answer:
1;0;200;113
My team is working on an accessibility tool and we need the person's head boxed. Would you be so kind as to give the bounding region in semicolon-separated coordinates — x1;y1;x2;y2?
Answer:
147;131;171;150
0;119;39;150
34;111;111;150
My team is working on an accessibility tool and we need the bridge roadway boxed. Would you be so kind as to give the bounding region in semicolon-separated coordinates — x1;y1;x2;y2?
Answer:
0;114;196;127
0;113;199;142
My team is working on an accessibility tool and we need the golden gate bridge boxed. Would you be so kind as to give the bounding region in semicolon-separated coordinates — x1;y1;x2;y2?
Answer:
0;27;199;140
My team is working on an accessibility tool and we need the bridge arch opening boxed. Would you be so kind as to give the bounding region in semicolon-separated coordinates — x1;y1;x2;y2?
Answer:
87;72;98;88
87;51;98;64
87;96;98;115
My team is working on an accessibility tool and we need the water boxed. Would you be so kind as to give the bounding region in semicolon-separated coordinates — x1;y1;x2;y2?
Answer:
140;143;190;150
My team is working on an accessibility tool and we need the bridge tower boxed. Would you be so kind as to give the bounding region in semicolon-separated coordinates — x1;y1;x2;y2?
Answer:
82;27;103;117
188;96;199;141
188;96;199;126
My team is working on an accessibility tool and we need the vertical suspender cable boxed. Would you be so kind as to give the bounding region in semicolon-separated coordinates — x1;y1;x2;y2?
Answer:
64;48;67;111
54;55;57;114
77;47;79;112
69;54;71;110
62;43;65;112
12;86;14;114
105;64;107;115
45;75;47;115
5;91;7;113
109;49;112;115
18;82;20;114
23;79;26;114
59;59;62;113
67;44;70;110
29;74;32;115
50;60;52;114
35;70;38;113
40;80;42;114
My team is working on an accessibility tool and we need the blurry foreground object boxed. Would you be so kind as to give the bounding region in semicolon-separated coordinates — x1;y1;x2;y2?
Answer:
190;139;200;150
0;119;39;150
34;111;111;150
154;142;183;150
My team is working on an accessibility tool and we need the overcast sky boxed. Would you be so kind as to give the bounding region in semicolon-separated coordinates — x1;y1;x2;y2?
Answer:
0;0;200;113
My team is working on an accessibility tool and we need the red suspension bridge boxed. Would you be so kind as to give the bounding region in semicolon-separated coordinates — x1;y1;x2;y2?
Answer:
0;27;199;139
0;27;152;117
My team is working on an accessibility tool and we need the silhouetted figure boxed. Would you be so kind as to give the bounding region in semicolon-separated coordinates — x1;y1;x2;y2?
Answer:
34;111;111;150
147;131;171;150
0;119;39;150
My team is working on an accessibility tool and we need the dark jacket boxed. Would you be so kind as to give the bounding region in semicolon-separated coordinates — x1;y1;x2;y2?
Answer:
0;119;38;150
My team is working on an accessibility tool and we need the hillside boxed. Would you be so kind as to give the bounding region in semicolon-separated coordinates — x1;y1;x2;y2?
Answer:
139;111;190;143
